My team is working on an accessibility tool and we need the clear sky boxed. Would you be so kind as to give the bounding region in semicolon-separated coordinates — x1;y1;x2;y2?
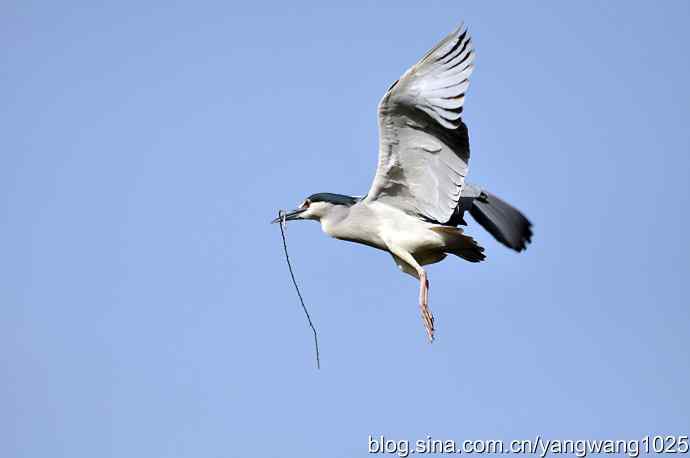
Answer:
2;1;689;457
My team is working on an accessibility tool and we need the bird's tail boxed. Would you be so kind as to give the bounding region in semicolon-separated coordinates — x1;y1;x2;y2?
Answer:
469;191;532;252
431;227;486;263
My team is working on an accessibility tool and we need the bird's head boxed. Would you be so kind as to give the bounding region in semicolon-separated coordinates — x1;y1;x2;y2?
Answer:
272;193;359;224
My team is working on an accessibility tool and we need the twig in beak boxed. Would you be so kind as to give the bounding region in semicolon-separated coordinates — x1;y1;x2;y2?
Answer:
277;209;320;369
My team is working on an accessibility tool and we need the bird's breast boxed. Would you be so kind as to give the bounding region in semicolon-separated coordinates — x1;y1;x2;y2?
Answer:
320;208;387;251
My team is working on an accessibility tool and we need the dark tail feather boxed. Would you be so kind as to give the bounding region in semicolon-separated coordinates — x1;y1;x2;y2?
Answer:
431;227;486;263
469;191;533;252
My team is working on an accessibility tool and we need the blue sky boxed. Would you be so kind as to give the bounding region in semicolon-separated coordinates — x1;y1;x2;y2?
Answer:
2;1;689;457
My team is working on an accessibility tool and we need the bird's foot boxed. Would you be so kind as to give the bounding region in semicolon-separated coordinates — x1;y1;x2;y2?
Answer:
419;276;434;342
420;302;435;342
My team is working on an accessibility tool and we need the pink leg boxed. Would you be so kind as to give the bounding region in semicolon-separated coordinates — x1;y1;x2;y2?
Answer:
389;247;435;342
419;271;434;342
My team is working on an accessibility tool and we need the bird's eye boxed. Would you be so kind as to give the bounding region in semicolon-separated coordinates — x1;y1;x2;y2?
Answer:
300;199;311;209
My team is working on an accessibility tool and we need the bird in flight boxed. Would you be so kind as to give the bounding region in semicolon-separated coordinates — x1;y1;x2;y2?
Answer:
273;23;532;342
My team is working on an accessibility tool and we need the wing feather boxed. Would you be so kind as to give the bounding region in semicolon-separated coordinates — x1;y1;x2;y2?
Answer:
365;24;475;223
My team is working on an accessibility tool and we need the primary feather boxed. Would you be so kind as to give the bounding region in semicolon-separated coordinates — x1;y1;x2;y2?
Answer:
364;24;475;225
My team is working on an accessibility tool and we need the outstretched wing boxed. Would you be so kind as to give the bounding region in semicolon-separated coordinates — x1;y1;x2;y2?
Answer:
364;24;475;224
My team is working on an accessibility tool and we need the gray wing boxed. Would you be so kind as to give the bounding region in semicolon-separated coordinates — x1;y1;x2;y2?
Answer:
449;183;533;252
364;24;475;224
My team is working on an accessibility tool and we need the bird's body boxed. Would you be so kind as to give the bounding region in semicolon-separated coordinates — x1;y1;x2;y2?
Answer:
274;23;532;341
320;197;480;265
324;199;436;253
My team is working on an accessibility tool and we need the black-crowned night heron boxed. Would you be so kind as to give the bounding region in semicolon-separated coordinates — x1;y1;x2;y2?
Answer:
273;23;532;342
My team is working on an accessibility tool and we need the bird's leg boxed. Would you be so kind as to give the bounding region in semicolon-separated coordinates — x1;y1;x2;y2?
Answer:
418;270;434;342
388;246;435;342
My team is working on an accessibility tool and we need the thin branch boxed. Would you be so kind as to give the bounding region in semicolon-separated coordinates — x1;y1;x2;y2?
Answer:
278;210;320;369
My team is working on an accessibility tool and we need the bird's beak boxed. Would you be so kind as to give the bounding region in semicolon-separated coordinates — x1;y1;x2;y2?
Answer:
271;208;306;224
